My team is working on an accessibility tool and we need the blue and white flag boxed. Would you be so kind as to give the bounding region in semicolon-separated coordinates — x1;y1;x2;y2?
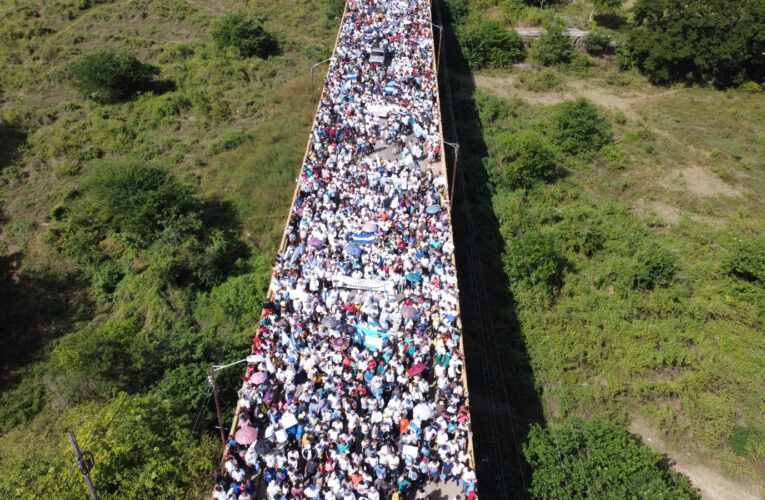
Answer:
383;83;396;95
351;233;376;244
347;71;358;81
355;325;390;351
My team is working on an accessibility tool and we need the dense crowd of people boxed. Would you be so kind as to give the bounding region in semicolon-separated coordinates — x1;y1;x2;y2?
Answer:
212;0;476;498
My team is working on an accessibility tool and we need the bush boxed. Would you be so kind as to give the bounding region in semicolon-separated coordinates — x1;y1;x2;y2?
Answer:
459;21;525;69
614;43;634;70
723;236;765;284
208;128;246;154
70;51;160;103
497;131;558;188
532;24;572;66
524;418;700;499
503;229;565;293
550;98;613;156
583;29;611;54
83;160;198;240
444;0;468;24
630;244;677;290
212;12;278;59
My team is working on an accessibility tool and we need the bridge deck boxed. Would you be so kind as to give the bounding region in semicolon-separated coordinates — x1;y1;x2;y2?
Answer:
212;1;476;498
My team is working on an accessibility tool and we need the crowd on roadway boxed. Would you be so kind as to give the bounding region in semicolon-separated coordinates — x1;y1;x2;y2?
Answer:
212;0;476;498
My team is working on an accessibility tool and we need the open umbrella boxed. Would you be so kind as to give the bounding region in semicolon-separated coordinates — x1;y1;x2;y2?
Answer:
254;439;275;456
331;337;350;351
250;372;267;384
362;222;378;233
400;305;417;319
235;426;258;446
322;316;341;329
338;323;355;334
405;273;422;283
308;237;323;247
345;244;361;257
426;204;441;215
412;403;433;421
409;363;426;376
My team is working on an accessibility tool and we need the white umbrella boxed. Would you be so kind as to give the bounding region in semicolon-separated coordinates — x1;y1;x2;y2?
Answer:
413;402;433;421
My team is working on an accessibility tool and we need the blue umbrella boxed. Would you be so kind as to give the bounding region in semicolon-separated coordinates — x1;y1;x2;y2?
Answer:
406;273;422;283
425;204;441;215
345;244;362;257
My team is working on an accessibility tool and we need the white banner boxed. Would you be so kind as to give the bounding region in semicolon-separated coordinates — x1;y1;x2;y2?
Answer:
333;275;395;293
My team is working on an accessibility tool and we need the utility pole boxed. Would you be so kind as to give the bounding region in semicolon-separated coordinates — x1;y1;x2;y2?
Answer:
209;366;226;444
68;431;100;500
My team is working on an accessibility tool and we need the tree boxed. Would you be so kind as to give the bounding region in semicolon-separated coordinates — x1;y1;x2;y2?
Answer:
212;12;278;58
550;98;612;156
524;418;700;499
70;51;160;103
532;24;572;66
629;0;765;88
459;21;526;69
498;131;558;188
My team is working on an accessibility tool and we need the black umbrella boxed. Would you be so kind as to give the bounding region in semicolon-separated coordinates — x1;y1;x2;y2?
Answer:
338;323;355;334
254;439;275;456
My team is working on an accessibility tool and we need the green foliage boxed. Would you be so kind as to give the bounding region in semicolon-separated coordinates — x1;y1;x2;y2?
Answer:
629;0;765;88
208;128;246;154
503;228;566;293
614;43;635;70
532;24;572;66
550;98;613;156
443;0;469;24
630;244;677;290
583;29;611;54
83;160;197;240
212;12;278;59
70;51;160;103
723;235;765;284
498;131;558;188
459;21;525;69
524;418;700;499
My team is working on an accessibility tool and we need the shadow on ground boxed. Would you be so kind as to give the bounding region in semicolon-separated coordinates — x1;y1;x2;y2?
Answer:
435;1;545;498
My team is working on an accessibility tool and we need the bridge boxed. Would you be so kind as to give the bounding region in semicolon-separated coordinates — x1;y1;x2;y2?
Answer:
211;1;477;498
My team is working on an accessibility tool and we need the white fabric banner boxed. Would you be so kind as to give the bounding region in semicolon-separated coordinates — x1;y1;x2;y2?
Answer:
333;275;395;293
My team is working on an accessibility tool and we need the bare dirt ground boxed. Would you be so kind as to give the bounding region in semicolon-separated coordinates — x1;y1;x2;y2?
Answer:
629;414;763;500
662;166;744;198
474;73;682;114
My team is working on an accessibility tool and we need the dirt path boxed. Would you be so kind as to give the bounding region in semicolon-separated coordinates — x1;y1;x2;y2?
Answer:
629;414;763;500
473;74;683;115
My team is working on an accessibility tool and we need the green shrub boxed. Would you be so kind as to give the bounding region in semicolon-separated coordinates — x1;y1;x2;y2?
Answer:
740;81;763;94
630;244;677;290
212;12;278;59
208;128;246;154
503;229;565;293
583;29;611;54
524;418;699;499
91;260;123;302
532;24;572;66
550;98;613;156
614;43;634;70
84;160;198;240
459;21;525;69
497;131;558;188
723;236;765;284
477;91;513;123
70;51;160;103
